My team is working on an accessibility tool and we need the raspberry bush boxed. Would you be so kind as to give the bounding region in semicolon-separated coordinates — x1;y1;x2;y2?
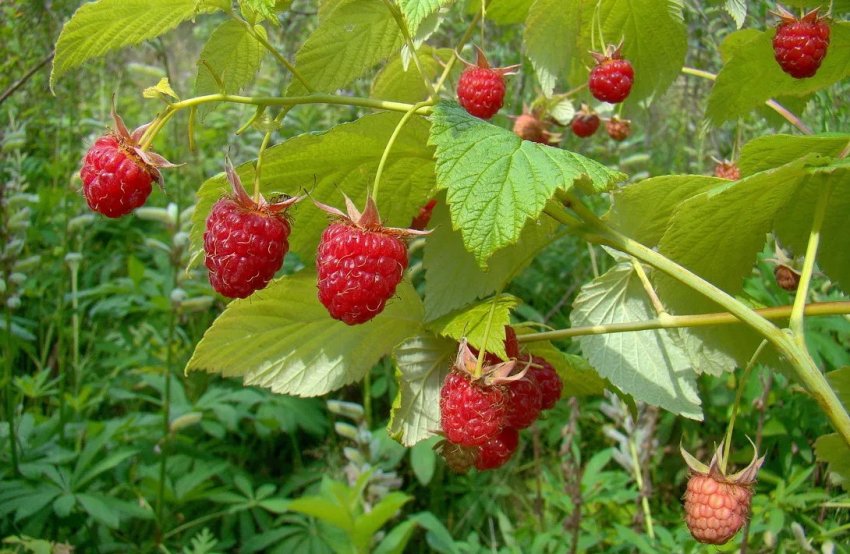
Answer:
37;0;850;550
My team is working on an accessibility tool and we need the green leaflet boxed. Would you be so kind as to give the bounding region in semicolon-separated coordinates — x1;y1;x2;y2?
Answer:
185;271;424;397
52;0;214;88
194;20;266;100
428;101;623;268
428;294;519;360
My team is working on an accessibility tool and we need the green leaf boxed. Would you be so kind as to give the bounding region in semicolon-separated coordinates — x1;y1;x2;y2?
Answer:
353;492;412;548
428;295;519;359
428;101;623;267
194;20;266;100
287;0;404;95
142;77;179;100
814;433;850;491
388;334;456;446
287;495;355;533
466;0;534;24
77;493;120;528
53;494;76;518
828;367;850;409
51;0;212;88
191;112;435;265
598;0;688;104
410;437;438;485
723;0;746;29
520;339;606;396
707;23;850;125
396;0;454;36
524;0;581;96
372;46;453;103
422;199;558;320
570;260;702;419
774;167;850;294
185;271;424;396
374;520;419;554
606;175;723;247
738;133;850;176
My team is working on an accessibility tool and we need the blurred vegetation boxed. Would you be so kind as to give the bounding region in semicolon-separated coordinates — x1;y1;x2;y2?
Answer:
1;1;849;552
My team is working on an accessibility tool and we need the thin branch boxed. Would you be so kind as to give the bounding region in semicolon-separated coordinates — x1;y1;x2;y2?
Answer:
0;49;54;106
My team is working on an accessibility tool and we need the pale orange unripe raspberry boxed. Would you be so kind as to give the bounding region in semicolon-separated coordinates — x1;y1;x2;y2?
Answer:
684;473;753;545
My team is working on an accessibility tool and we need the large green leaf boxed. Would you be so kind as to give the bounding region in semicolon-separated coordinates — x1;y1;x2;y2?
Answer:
51;0;212;87
287;0;404;95
466;0;534;24
396;0;454;36
738;133;850;176
190;112;435;264
524;0;583;96
428;101;623;267
570;260;702;419
388;334;456;446
814;434;850;491
707;23;850;125
428;294;519;359
606;175;723;247
520;339;606;396
422;199;558;320
598;0;688;104
185;271;424;396
194;20;266;99
372;46;453;103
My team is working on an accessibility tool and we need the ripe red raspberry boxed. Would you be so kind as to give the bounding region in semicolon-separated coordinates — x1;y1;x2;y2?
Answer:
526;355;562;410
606;116;632;142
410;199;437;231
475;427;519;470
504;326;520;359
80;107;174;218
772;7;830;79
457;47;519;120
682;442;764;545
440;371;507;446
204;161;300;299
504;375;542;429
315;196;426;325
589;46;634;104
713;160;741;180
571;105;601;138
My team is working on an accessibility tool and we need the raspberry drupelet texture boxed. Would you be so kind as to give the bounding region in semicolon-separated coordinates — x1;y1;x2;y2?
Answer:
773;8;830;79
316;223;408;325
684;474;754;545
439;371;507;446
606;117;632;142
475;427;519;470
571;112;600;138
589;53;634;104
458;67;506;120
204;198;292;299
527;355;563;410
81;135;154;218
504;376;543;430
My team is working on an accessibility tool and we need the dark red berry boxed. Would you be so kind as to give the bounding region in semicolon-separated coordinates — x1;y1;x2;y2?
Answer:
571;109;601;138
606;117;631;141
440;371;507;447
504;326;520;359
774;265;800;291
410;199;437;231
475;427;519;470
527;356;562;410
589;48;634;104
81;135;154;218
773;8;830;79
435;440;478;474
203;161;299;299
504;376;543;429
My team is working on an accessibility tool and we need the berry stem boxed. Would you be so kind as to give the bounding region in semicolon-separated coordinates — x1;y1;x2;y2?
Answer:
515;300;850;342
381;0;437;98
549;194;850;447
138;108;178;151
240;18;314;93
789;179;833;346
630;258;667;316
680;67;812;134
371;100;432;203
475;298;499;378
253;108;290;203
433;10;483;95
628;434;655;540
721;340;768;475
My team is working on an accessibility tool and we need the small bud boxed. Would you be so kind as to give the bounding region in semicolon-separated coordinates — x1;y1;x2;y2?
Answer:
6;296;21;309
170;412;203;432
170;288;188;306
8;272;25;286
327;400;365;420
334;422;361;442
